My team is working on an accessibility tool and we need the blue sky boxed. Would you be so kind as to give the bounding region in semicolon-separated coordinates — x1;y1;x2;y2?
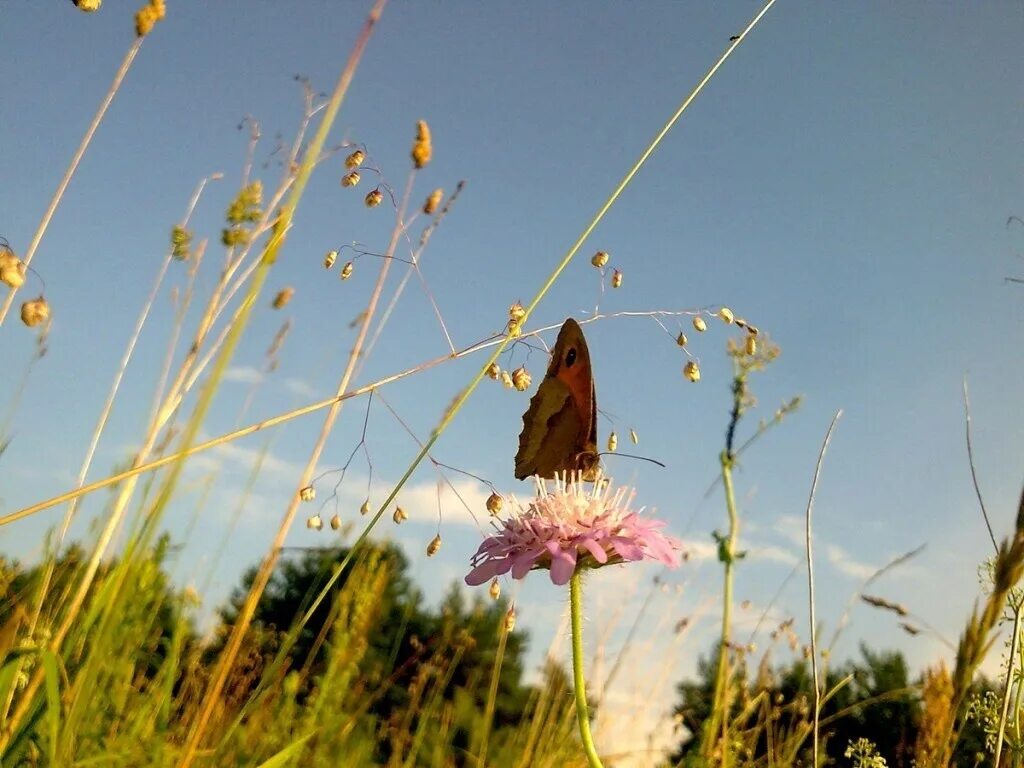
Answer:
2;0;1023;748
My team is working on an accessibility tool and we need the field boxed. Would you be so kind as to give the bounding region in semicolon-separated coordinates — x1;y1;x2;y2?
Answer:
1;2;1022;767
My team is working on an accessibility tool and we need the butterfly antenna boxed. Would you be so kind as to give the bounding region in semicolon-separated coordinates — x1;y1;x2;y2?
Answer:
597;452;666;469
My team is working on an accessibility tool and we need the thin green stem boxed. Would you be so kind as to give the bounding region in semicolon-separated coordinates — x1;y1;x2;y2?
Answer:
996;600;1023;767
570;571;603;768
706;451;739;765
477;608;510;767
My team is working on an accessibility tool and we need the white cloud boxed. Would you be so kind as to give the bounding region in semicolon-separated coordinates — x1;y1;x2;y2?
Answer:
825;543;877;581
223;365;264;384
284;378;318;398
211;441;303;477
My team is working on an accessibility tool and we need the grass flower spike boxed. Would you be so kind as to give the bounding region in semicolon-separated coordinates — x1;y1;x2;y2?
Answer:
465;474;682;587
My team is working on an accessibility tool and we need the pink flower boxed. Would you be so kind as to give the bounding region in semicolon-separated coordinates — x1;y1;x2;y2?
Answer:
465;475;684;587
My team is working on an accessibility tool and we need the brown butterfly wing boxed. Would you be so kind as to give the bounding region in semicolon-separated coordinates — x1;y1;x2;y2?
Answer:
514;318;599;480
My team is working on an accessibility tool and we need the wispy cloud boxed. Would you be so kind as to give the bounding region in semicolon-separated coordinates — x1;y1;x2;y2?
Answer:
284;378;318;398
223;365;264;384
825;543;877;581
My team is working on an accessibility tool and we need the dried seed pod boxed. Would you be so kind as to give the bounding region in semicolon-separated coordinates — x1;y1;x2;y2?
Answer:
306;514;323;531
341;171;361;188
393;506;408;524
489;578;501;600
299;485;316;502
423;187;444;215
692;316;707;332
340;261;354;280
745;335;757;355
629;428;638;445
508;301;526;322
718;307;735;324
683;360;700;383
330;514;341;530
0;252;26;289
611;269;623;288
504;606;516;632
365;188;384;208
500;370;514;389
324;250;338;269
426;534;442;557
486;362;501;380
411;120;432;169
486;492;503;515
676;332;688;347
272;287;294;310
511;366;531;392
607;432;618;452
360;499;371;516
591;250;609;268
20;297;50;328
345;149;366;169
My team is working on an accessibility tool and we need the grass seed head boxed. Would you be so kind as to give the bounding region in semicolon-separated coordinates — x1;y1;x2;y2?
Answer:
489;578;501;600
272;287;294;309
340;261;354;280
500;370;514;389
135;4;158;36
511;366;531;391
393;506;408;524
718;306;735;324
745;335;757;355
611;268;623;288
330;514;341;530
171;225;192;261
0;251;26;289
324;249;337;269
676;332;688;347
591;250;609;268
607;432;617;452
426;534;442;557
341;170;361;188
74;0;102;10
693;316;707;332
344;149;365;169
364;188;384;208
504;606;517;632
508;301;526;322
306;514;323;531
683;360;700;382
360;499;371;515
299;485;315;502
486;492;503;515
20;296;50;328
629;428;638;444
486;362;501;380
411;120;432;169
423;187;443;215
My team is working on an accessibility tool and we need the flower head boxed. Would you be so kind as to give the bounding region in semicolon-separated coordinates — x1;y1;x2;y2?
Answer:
465;475;683;587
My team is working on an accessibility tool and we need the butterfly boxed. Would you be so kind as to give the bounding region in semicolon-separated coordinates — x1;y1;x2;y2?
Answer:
514;318;600;481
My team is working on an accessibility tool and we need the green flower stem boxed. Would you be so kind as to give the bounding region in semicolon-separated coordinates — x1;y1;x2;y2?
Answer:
570;571;604;768
705;451;739;763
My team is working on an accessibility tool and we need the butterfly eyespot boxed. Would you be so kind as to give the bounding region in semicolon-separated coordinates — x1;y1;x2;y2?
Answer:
565;347;577;367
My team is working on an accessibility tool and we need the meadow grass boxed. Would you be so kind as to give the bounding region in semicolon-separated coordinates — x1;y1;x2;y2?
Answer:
1;2;1022;767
